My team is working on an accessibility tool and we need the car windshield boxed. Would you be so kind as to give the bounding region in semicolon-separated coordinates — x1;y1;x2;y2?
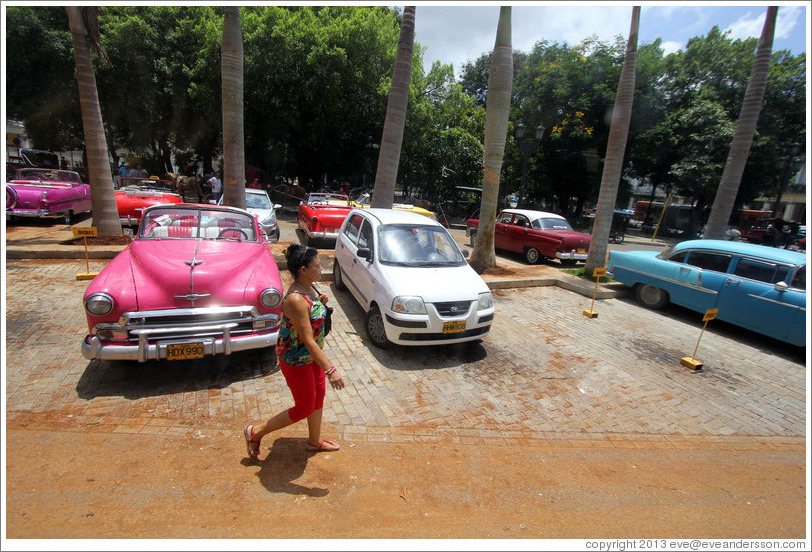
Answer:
352;192;371;205
308;193;349;205
17;168;82;184
139;207;258;241
246;192;272;209
378;224;466;267
532;217;573;231
121;179;173;192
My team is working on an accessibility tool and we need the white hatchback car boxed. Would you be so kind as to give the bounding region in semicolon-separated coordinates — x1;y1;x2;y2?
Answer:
333;208;494;348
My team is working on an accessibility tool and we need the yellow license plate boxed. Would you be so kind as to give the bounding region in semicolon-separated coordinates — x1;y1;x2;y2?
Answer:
165;342;205;360
442;321;466;334
577;248;586;253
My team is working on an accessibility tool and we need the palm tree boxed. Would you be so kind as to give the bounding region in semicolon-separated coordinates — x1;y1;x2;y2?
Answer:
703;7;777;240
468;6;513;274
220;6;246;209
583;6;640;276
371;6;415;209
65;6;121;236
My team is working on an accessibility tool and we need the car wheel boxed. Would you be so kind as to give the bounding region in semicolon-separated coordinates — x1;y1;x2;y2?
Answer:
635;284;669;309
364;305;391;348
468;231;476;247
525;247;540;264
333;259;346;291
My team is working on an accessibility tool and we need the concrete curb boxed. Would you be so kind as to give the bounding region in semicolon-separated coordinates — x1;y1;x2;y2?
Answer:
5;247;628;299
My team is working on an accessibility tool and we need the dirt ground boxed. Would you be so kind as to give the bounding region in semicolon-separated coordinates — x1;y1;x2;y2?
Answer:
4;415;806;541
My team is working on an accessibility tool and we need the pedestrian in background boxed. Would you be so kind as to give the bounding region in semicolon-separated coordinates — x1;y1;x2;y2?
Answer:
243;244;345;459
208;171;222;201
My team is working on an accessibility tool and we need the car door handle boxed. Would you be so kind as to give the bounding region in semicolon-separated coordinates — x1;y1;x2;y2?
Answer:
725;278;740;285
679;266;692;272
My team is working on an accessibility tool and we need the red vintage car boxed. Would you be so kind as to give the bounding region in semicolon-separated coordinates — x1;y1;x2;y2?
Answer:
466;208;591;265
115;177;182;226
297;192;354;246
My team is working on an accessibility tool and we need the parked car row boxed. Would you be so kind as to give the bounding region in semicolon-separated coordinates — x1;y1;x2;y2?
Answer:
81;204;495;361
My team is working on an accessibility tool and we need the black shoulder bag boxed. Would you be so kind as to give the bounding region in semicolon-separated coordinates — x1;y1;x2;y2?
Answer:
311;284;334;337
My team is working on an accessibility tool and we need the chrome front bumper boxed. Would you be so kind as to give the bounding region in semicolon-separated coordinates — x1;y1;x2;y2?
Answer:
555;250;588;261
82;327;280;362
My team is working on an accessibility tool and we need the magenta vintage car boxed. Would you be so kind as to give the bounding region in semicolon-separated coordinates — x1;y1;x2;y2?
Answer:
81;204;284;362
297;192;354;246
6;167;92;223
466;208;591;265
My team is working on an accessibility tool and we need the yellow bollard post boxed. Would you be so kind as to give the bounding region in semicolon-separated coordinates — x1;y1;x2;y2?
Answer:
73;226;99;280
583;267;606;318
651;194;671;242
681;308;718;370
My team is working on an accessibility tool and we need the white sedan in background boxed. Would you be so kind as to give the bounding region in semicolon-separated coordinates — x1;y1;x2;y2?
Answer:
333;208;494;348
217;188;281;241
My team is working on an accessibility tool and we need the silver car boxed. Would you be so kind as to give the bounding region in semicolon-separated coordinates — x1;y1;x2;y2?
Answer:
218;188;281;242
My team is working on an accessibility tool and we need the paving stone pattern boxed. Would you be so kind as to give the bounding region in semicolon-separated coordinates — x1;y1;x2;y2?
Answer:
4;258;806;449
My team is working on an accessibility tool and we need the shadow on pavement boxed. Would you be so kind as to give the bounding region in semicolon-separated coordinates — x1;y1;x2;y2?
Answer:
75;347;279;400
615;295;807;364
246;436;329;497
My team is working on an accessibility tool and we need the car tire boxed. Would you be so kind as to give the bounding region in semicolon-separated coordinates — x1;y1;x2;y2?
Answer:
333;259;346;291
525;247;540;264
635;284;669;309
468;231;476;247
364;305;391;348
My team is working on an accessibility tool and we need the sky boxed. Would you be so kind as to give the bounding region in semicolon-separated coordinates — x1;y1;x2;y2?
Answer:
412;2;809;75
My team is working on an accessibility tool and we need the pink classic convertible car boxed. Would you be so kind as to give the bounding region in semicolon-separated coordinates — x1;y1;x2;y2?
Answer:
6;168;92;223
81;204;284;362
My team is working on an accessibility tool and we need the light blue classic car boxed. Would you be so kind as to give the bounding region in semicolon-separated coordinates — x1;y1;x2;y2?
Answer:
607;240;806;346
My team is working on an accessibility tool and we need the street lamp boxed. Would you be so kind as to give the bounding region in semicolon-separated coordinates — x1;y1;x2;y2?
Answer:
515;123;545;209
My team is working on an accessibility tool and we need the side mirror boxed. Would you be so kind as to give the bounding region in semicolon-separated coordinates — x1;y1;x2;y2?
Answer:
774;281;789;292
461;249;470;258
357;248;372;261
273;204;282;210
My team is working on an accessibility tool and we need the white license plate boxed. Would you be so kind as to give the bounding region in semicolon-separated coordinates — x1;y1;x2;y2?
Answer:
442;321;466;334
165;342;204;360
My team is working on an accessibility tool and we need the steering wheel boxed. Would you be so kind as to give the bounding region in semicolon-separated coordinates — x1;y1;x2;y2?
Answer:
310;200;323;205
217;227;248;240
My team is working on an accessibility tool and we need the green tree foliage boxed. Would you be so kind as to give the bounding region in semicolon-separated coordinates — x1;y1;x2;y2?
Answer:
6;7;84;151
6;6;804;213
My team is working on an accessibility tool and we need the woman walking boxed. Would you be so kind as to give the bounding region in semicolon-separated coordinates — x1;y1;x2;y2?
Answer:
244;244;345;458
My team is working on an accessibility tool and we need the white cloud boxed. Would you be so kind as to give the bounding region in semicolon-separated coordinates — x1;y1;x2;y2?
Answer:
726;6;801;42
659;41;683;56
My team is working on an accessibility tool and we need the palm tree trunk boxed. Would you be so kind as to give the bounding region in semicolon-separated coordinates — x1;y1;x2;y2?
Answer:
583;6;640;276
221;6;246;209
65;6;121;236
371;6;416;209
469;7;513;274
703;6;777;240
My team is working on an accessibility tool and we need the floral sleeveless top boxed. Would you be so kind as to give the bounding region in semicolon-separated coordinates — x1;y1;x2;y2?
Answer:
276;291;327;366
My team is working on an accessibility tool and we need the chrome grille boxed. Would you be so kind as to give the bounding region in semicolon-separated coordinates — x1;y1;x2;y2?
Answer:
118;306;268;342
432;301;473;317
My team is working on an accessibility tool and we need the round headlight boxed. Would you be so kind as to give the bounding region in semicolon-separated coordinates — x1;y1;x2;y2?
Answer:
260;288;282;308
85;293;115;316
